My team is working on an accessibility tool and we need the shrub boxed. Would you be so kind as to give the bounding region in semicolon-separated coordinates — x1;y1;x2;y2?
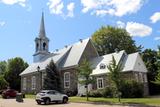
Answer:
89;89;103;97
89;87;116;98
102;87;117;98
120;80;144;98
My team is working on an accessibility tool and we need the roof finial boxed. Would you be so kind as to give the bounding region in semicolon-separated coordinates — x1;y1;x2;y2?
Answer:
39;11;46;38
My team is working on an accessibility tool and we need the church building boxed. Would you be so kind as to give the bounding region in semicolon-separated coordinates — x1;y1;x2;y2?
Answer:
20;13;149;96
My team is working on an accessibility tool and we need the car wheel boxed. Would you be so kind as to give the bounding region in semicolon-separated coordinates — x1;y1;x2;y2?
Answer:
44;98;50;105
36;101;41;105
63;97;68;103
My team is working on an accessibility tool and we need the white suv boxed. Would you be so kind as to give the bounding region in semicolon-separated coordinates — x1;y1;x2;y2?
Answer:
35;90;68;105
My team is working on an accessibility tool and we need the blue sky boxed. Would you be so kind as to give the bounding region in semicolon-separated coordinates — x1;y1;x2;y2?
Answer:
0;0;160;64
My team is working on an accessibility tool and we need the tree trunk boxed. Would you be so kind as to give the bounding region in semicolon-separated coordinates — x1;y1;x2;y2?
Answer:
86;85;89;101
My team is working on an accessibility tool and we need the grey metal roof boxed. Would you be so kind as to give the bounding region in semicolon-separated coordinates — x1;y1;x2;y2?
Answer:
91;51;147;75
90;50;125;75
20;38;90;76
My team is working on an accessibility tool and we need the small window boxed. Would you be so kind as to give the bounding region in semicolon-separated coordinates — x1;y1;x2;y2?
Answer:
99;63;106;69
135;73;138;82
64;72;70;88
97;78;104;89
23;78;26;90
31;76;36;90
144;74;148;82
139;72;143;83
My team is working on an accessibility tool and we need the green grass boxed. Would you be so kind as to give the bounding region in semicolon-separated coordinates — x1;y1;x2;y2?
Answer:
25;94;35;99
69;97;160;106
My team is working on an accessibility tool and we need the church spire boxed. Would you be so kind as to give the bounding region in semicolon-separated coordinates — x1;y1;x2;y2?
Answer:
39;12;46;38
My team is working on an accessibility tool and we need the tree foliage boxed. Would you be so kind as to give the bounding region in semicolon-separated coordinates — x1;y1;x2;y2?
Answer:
92;26;141;55
107;56;123;102
141;48;160;95
78;59;94;101
0;75;8;90
43;60;61;91
0;61;7;75
4;57;28;91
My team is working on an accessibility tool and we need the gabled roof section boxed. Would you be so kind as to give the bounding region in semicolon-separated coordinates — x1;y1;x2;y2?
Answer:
20;46;71;76
91;50;125;75
123;52;147;72
62;38;90;68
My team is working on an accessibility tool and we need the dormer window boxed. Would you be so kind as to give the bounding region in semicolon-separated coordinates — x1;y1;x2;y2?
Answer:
99;63;106;69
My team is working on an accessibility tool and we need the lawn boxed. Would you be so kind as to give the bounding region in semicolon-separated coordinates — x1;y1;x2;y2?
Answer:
24;94;160;106
69;96;160;106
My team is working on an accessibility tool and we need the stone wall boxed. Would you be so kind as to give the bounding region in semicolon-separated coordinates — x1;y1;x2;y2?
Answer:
92;71;149;96
61;68;78;95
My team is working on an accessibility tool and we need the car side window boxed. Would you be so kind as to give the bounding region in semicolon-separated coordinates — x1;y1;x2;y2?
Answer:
47;91;55;95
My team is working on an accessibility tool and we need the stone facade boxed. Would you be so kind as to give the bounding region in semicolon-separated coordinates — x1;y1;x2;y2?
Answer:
92;71;149;96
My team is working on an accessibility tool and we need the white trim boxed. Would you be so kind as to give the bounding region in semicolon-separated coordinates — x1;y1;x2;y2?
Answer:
23;78;26;90
31;76;36;90
64;72;70;88
97;78;104;89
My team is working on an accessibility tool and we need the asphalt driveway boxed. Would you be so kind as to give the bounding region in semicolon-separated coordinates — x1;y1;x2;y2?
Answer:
0;99;128;107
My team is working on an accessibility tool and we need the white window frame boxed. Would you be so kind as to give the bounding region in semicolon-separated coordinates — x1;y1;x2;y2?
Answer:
31;76;36;90
135;73;138;82
97;78;104;89
23;78;26;90
64;72;70;88
144;73;148;83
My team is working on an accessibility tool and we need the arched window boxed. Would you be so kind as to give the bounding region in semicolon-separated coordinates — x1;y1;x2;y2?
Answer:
43;42;46;50
36;43;39;52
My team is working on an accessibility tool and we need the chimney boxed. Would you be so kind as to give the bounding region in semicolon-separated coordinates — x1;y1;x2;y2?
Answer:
65;45;68;48
79;39;83;43
115;48;119;53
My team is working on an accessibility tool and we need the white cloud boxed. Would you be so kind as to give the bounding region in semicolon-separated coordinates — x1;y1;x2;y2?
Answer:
116;21;125;28
150;12;160;23
81;0;145;17
126;22;152;37
154;37;160;41
0;0;26;7
47;0;64;15
0;21;6;27
67;2;75;17
47;0;75;19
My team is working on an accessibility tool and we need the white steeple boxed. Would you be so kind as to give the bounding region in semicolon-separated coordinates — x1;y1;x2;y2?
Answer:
33;12;50;62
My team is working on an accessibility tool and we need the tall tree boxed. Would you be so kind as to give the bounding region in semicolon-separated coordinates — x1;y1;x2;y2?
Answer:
107;56;123;102
92;26;141;55
141;49;160;95
43;60;61;91
0;75;8;90
4;57;28;91
0;61;7;75
78;59;94;101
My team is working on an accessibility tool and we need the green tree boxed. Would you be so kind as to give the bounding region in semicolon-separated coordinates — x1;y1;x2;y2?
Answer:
141;49;160;95
92;26;141;55
43;60;61;91
78;59;94;101
0;75;8;90
4;57;28;91
0;61;7;75
152;71;160;85
107;56;123;102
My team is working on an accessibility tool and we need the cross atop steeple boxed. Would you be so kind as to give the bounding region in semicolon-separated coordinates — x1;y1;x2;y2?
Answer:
39;12;46;38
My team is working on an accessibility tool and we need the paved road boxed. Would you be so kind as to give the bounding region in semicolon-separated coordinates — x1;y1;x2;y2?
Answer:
0;99;128;107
